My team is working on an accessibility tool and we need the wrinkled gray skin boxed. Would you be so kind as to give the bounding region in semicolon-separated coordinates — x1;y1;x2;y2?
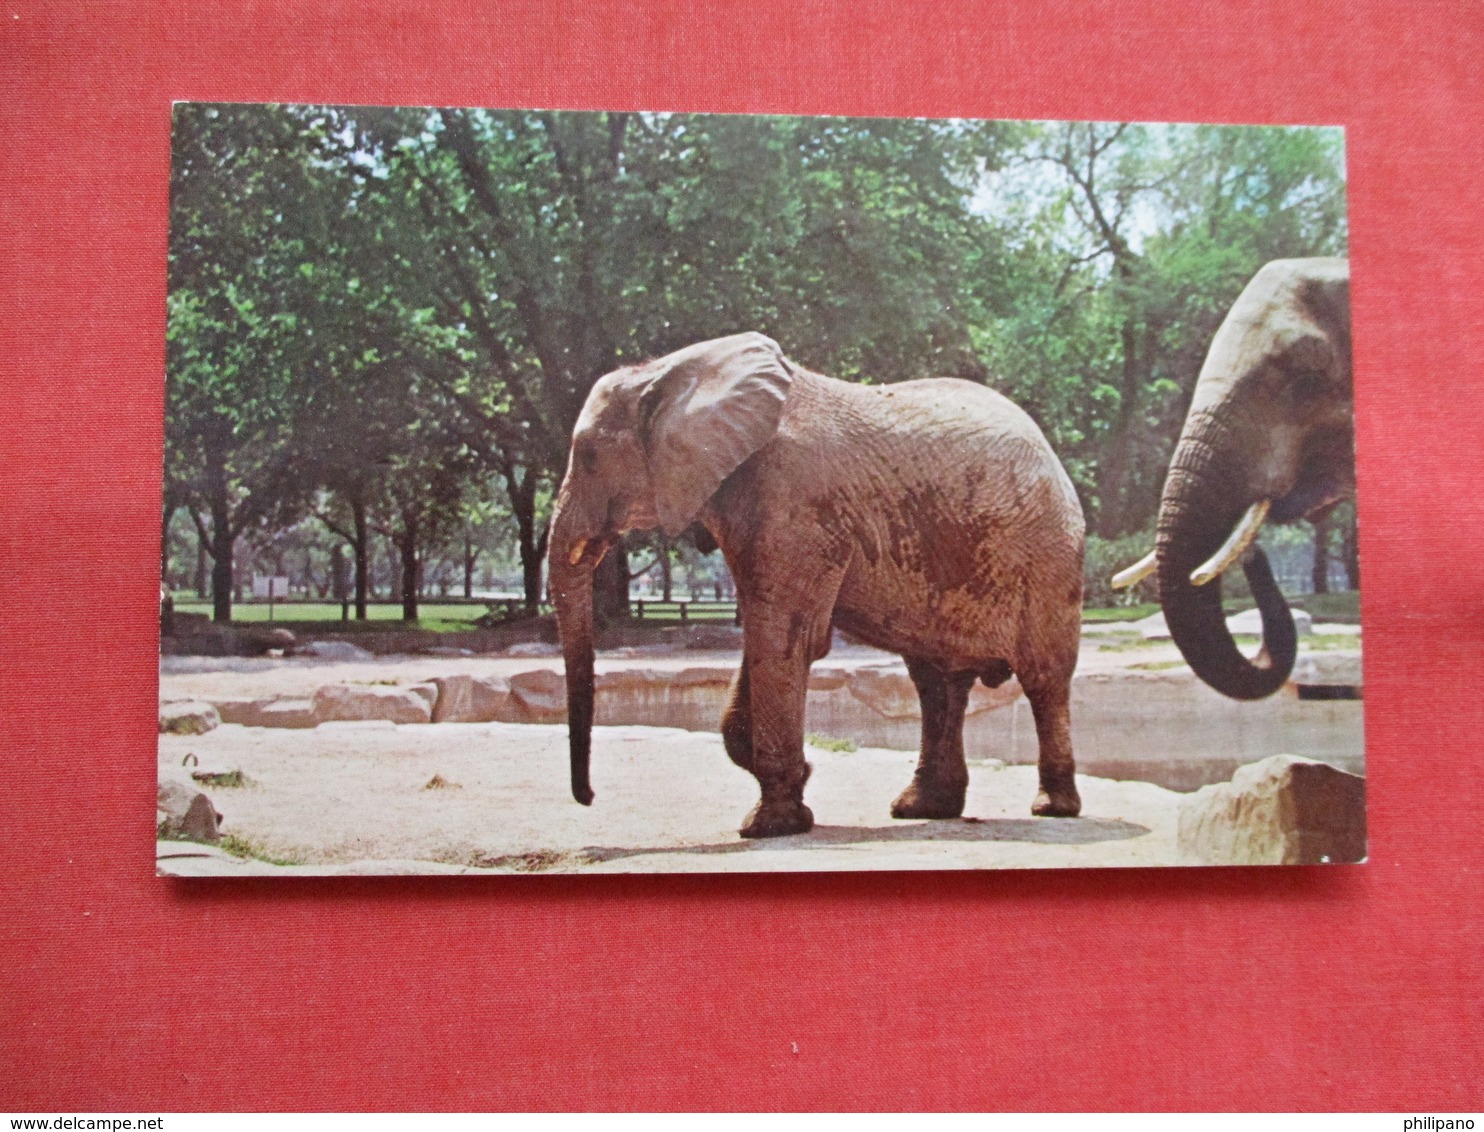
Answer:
1158;258;1353;699
550;333;1085;838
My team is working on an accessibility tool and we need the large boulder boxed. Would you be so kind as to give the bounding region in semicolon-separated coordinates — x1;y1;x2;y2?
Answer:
212;696;313;727
1177;755;1366;865
294;639;376;662
256;699;317;729
1226;606;1313;637
508;669;566;723
845;665;1021;720
1291;652;1364;688
430;674;514;723
847;667;920;719
504;641;561;657
158;701;221;735
311;683;433;725
241;626;298;654
157;774;222;842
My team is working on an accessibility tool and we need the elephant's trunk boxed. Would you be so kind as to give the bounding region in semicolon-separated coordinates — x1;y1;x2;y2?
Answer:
550;514;598;806
1157;430;1298;700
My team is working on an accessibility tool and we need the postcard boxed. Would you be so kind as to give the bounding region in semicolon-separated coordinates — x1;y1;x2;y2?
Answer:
157;104;1362;874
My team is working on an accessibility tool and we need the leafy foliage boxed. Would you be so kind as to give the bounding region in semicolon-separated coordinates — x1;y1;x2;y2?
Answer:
165;107;1350;617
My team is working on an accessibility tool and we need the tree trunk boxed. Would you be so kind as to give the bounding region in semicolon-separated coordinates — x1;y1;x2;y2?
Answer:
463;533;476;599
387;534;402;606
196;526;209;598
161;498;176;585
1342;509;1360;589
351;495;369;619
593;538;630;626
1310;513;1331;595
659;535;673;602
205;445;234;623
331;545;348;602
400;509;420;622
503;463;548;614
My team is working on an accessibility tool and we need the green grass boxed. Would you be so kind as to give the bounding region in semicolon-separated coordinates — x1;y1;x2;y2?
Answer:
1081;590;1360;626
172;597;742;630
191;769;250;788
216;833;306;867
1096;636;1158;652
806;733;859;753
172;599;493;632
1081;603;1160;622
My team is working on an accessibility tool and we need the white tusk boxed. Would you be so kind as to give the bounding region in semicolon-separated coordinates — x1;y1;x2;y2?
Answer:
567;539;588;566
1190;500;1271;586
1110;550;1157;590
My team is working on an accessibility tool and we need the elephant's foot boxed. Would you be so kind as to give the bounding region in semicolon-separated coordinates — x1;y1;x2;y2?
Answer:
890;775;967;820
1031;782;1081;818
740;799;814;839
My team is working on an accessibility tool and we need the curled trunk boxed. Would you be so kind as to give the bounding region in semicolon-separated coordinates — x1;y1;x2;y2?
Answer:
1158;441;1298;700
550;538;597;806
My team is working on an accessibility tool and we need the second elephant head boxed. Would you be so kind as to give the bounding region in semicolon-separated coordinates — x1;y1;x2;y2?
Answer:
1117;257;1354;699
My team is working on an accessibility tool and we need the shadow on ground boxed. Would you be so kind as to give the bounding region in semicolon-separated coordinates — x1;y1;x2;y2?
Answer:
565;815;1151;868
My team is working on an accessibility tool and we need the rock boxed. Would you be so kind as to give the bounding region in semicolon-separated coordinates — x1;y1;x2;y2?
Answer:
1292;653;1363;687
1226;607;1313;637
681;625;745;650
671;666;735;688
255;699;317;728
1177;755;1366;865
157;775;222;842
210;697;259;725
966;677;1022;716
242;627;298;654
407;682;439;711
294;639;376;662
847;667;920;719
430;674;514;723
508;669;566;723
1133;611;1171;640
808;666;848;691
311;683;433;725
504;641;561;657
423;645;476;657
594;668;664;693
212;697;298;727
839;665;1020;720
169;611;212;636
158;701;221;735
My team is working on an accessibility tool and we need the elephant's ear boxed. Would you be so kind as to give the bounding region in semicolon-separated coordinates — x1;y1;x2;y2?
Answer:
638;332;794;536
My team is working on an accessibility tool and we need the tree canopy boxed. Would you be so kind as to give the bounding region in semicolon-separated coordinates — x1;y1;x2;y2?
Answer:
165;105;1348;620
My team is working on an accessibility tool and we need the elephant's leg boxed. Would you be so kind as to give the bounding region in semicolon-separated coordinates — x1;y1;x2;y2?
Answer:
891;659;975;820
737;602;821;839
1019;670;1081;818
721;660;754;773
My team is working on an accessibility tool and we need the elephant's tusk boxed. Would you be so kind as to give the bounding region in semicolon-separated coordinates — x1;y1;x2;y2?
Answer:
1110;550;1157;590
1191;500;1271;586
567;539;588;566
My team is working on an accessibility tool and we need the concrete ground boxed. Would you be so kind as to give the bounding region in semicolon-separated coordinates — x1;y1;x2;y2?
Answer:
158;722;1179;875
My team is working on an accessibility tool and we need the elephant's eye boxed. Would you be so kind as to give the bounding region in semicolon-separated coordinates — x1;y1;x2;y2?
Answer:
577;444;599;475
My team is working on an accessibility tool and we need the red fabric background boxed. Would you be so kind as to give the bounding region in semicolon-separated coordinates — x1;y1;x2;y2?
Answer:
3;0;1482;1111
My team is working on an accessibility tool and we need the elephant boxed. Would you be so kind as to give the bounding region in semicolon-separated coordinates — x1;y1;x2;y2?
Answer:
548;332;1086;839
1113;257;1352;700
